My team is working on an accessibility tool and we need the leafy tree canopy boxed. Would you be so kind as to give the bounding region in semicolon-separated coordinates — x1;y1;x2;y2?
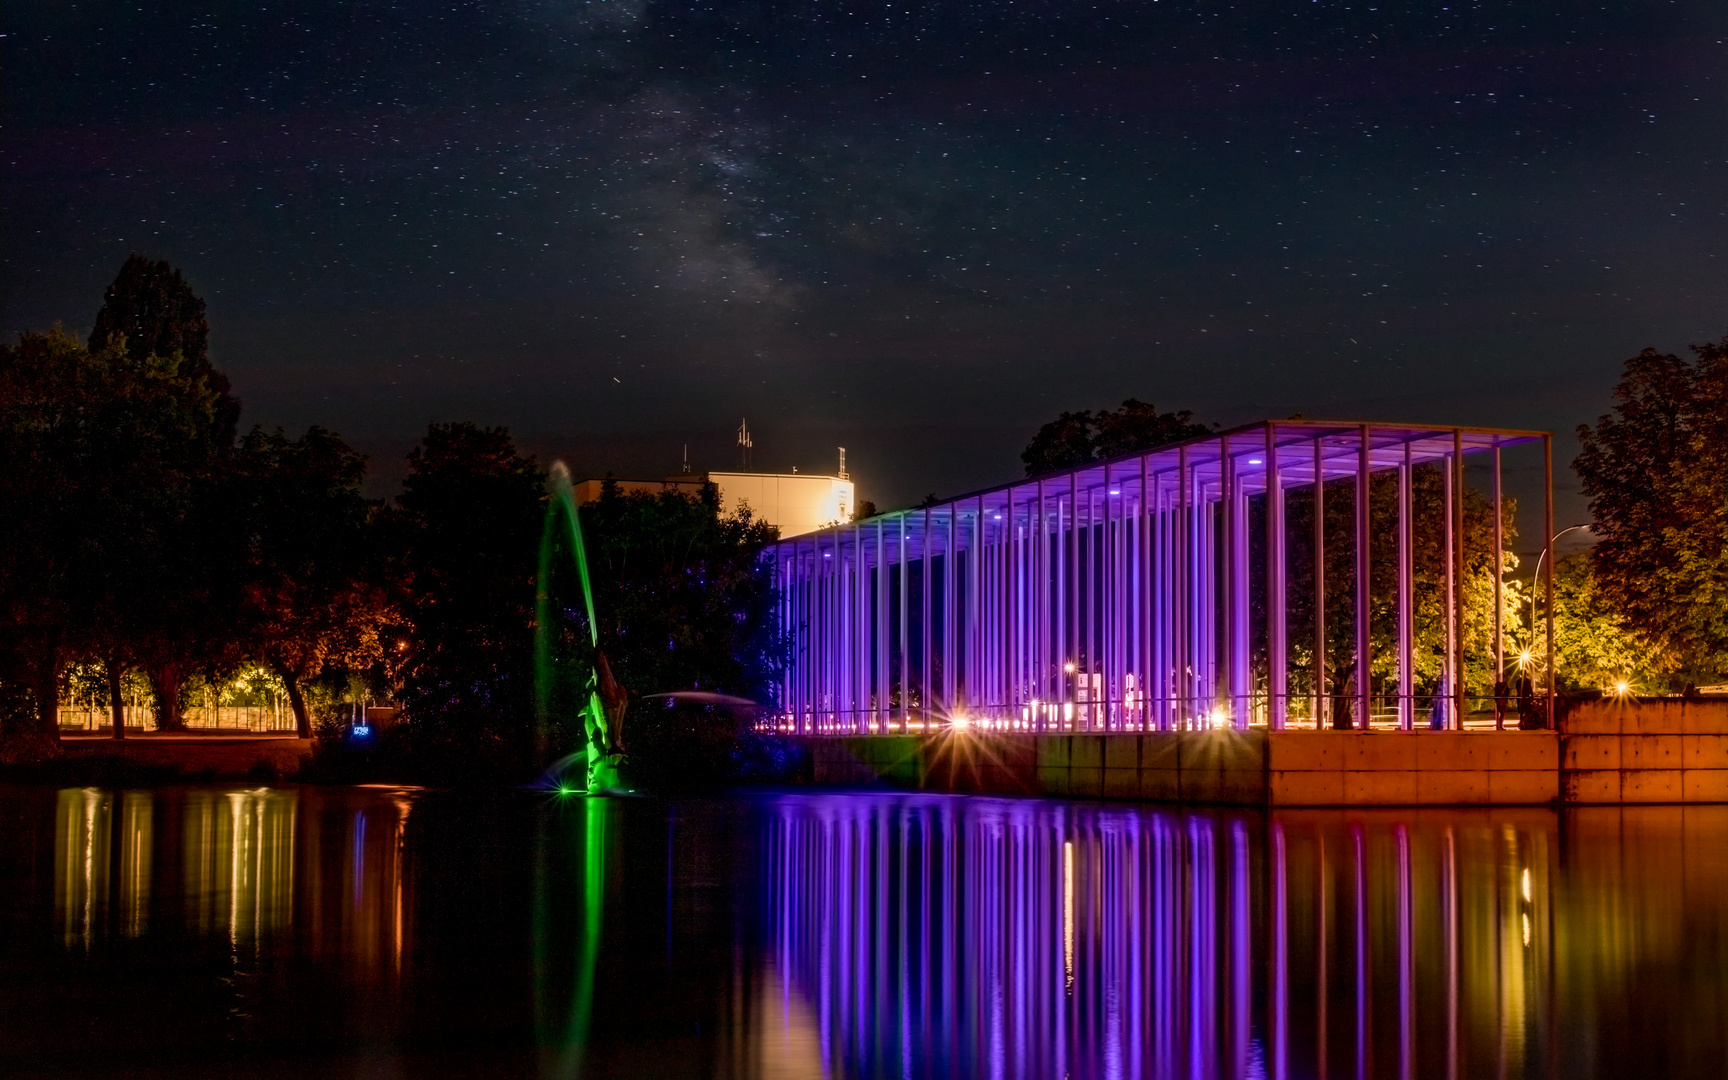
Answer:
1022;398;1210;477
1575;335;1728;683
88;254;239;442
235;426;392;737
580;480;782;707
389;422;547;774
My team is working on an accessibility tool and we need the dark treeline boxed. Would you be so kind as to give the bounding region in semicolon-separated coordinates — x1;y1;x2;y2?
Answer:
0;257;781;779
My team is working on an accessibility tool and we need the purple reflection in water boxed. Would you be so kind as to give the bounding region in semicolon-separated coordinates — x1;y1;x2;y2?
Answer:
767;798;1266;1080
759;797;1590;1080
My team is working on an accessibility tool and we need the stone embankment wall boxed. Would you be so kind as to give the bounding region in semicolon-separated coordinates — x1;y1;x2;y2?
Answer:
1561;699;1728;803
803;700;1728;806
805;729;1559;806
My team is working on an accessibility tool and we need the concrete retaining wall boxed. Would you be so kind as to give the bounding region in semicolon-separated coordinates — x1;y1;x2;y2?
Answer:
807;701;1728;806
57;735;313;780
1267;730;1558;805
1561;699;1728;803
806;729;1561;806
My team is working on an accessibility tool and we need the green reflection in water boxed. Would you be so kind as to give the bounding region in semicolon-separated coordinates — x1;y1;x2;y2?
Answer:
534;794;613;1080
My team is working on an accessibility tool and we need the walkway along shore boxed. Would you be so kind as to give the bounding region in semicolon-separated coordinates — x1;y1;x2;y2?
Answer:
799;699;1728;806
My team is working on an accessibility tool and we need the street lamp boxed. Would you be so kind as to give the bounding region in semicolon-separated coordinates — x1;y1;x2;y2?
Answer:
1526;524;1591;646
1513;522;1593;719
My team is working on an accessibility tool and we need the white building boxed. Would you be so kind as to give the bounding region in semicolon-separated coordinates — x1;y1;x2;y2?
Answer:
575;470;854;539
705;471;853;538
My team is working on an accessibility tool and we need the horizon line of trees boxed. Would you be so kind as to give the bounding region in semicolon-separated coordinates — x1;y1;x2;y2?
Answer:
3;256;1720;772
0;256;784;778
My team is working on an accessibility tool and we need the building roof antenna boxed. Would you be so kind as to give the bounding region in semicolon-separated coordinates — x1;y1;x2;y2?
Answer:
838;447;848;481
682;443;691;474
737;419;753;470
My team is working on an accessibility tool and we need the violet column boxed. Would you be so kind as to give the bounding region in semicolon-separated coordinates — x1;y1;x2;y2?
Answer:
1443;456;1456;730
944;507;956;718
1453;430;1467;727
1492;447;1504;728
1176;446;1191;724
1266;424;1287;730
1314;437;1327;729
1355;426;1371;730
899;513;910;731
1398;441;1414;731
876;517;889;731
921;507;932;727
1544;435;1556;726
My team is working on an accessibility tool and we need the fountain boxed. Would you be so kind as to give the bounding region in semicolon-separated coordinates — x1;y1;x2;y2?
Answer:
534;462;626;794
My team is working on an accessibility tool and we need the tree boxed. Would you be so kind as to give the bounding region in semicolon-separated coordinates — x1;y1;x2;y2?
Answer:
1273;464;1516;723
1575;336;1728;684
581;480;783;705
81;256;241;730
1021;399;1210;477
0;325;233;741
1021;410;1096;476
236;426;392;737
390;423;547;775
0;328;100;741
88;254;240;442
1550;553;1662;692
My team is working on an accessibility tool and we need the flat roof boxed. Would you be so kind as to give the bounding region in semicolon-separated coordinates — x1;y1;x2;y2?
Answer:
773;419;1546;553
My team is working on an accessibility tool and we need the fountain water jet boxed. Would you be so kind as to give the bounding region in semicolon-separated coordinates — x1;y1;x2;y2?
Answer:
534;462;625;794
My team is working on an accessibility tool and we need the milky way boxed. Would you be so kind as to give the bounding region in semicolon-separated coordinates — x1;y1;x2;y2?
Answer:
3;0;1723;527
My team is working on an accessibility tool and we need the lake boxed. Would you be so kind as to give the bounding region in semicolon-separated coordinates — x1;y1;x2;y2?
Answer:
1;785;1723;1078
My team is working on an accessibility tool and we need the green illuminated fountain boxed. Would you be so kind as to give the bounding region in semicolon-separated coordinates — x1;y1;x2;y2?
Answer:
535;462;626;794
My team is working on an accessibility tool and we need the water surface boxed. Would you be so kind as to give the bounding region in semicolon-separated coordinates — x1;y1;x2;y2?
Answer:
1;785;1724;1078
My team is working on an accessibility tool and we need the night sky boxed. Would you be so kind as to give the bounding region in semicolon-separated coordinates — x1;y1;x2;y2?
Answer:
4;1;1723;537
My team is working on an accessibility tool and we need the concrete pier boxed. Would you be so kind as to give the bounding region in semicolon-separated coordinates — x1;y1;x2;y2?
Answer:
801;699;1728;806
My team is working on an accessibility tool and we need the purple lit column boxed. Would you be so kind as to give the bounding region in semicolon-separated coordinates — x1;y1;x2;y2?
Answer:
1228;439;1252;727
876;518;889;730
1355;426;1371;730
944;507;956;716
1314;437;1328;729
1544;435;1555;725
1266;424;1288;730
1453;430;1467;728
1221;439;1240;724
1398;441;1414;730
1443;449;1456;730
1056;484;1067;728
1492;447;1504;728
905;514;919;732
1175;447;1191;724
922;507;932;727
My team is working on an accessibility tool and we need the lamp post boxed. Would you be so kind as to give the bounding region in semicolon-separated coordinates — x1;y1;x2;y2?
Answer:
1526;525;1591;649
1519;525;1591;724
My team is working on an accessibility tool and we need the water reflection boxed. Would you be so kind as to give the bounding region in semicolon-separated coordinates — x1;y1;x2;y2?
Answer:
54;788;152;946
180;787;297;947
759;800;1585;1080
49;785;418;968
13;790;1728;1078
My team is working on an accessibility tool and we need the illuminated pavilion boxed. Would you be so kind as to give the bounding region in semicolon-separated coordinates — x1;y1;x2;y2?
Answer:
769;421;1556;735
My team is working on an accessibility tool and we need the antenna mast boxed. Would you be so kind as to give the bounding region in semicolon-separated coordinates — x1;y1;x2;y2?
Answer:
838;447;848;480
737;419;753;470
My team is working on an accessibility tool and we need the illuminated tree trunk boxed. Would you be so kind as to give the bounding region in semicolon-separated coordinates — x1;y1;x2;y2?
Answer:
30;648;61;740
106;657;126;740
275;664;312;739
147;662;185;731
